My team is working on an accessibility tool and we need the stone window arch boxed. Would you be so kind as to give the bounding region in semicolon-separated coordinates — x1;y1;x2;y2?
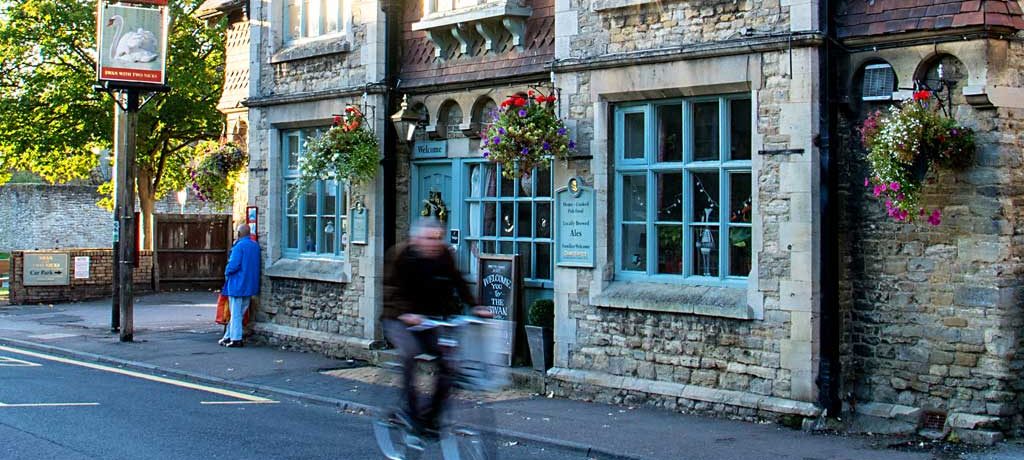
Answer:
914;53;967;106
438;100;464;138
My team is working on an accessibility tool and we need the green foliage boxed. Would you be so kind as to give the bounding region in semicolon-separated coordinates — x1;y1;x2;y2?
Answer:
187;141;246;209
8;170;45;184
527;299;554;329
0;0;226;207
482;91;574;179
299;107;379;193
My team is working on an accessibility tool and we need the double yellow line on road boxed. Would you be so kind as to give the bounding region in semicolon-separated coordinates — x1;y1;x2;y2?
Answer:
0;345;277;405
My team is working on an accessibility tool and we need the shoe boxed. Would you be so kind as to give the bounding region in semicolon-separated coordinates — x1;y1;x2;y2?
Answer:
225;340;244;348
218;337;230;346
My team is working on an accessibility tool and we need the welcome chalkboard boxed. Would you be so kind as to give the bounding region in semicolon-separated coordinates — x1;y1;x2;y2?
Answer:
478;254;519;366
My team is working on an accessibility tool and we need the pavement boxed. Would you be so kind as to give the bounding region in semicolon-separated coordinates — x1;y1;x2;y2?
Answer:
2;291;1023;460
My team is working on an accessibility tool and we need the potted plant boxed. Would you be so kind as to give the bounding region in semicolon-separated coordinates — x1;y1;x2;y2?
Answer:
481;90;574;179
188;141;247;209
525;298;554;372
860;90;974;225
298;106;379;192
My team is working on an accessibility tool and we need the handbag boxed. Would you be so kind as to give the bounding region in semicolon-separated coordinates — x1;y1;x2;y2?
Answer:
216;293;255;327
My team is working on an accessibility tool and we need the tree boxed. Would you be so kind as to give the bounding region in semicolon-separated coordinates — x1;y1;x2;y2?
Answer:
0;0;226;249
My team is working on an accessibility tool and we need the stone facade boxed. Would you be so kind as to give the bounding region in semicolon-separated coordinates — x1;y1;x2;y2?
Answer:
548;0;824;418
8;249;154;304
836;36;1024;436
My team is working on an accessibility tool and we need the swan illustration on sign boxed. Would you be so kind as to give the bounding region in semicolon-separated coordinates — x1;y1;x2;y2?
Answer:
107;15;159;63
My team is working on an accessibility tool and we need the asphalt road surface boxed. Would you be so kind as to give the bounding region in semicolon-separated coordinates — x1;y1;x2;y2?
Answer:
0;346;592;460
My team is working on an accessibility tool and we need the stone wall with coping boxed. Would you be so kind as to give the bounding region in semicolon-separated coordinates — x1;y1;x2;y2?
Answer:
549;45;823;418
8;249;154;304
836;38;1024;435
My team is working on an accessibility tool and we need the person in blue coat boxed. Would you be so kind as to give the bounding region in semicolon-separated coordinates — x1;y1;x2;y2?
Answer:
219;224;260;348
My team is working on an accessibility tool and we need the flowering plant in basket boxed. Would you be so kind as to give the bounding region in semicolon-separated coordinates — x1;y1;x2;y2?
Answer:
482;90;574;179
861;90;974;225
298;106;379;194
188;141;247;208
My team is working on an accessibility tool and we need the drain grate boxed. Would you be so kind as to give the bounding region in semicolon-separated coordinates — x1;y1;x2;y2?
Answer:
922;411;947;430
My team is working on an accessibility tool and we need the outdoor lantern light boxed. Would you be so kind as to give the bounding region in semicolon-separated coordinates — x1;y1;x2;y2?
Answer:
176;189;188;214
391;95;421;142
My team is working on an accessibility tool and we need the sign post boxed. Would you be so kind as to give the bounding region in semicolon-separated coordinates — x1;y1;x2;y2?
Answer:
477;254;520;366
94;0;171;342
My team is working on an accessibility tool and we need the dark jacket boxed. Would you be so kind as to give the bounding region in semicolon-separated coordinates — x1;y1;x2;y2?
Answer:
382;242;476;320
223;237;260;297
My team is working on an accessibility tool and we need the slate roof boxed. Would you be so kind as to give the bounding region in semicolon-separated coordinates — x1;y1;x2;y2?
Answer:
836;0;1024;38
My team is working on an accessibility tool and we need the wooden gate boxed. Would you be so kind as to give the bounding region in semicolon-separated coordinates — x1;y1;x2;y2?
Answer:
154;214;232;289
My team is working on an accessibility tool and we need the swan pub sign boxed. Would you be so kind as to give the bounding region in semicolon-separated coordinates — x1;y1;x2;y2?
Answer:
96;1;169;86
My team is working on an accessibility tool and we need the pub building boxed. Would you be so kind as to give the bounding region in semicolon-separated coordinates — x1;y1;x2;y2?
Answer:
200;0;1024;440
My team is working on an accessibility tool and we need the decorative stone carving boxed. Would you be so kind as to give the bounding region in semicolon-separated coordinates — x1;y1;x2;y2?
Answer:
412;1;532;57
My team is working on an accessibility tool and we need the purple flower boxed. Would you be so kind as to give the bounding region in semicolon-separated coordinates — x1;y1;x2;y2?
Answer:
482;150;490;157
568;140;576;149
558;127;567;136
518;109;527;117
492;136;501;144
482;137;490;146
542;141;551;151
521;147;529;155
498;127;506;135
951;128;959;136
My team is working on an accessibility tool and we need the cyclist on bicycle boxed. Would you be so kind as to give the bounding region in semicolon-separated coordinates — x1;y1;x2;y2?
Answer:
382;218;489;437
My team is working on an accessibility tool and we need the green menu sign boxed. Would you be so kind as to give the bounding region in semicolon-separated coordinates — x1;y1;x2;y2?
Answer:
555;177;595;268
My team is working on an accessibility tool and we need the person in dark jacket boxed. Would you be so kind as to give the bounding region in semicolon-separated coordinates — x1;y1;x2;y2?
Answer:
382;218;483;435
220;224;260;348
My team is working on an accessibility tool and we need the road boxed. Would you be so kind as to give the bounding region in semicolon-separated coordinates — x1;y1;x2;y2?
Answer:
0;346;590;460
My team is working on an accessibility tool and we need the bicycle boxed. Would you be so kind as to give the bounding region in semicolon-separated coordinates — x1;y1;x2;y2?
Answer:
373;315;506;460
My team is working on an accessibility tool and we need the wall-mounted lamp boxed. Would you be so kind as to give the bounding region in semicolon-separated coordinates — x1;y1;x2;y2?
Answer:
390;95;422;142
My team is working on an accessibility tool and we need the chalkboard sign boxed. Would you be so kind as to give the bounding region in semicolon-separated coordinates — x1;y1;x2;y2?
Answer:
478;254;519;366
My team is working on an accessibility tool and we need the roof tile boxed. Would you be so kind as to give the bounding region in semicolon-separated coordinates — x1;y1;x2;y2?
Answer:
838;0;1024;38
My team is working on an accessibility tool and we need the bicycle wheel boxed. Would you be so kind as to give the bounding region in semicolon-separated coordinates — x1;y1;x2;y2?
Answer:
373;409;424;460
440;404;497;460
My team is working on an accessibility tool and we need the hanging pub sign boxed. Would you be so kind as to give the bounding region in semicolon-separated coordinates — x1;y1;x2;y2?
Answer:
96;1;169;86
478;254;520;366
555;176;596;267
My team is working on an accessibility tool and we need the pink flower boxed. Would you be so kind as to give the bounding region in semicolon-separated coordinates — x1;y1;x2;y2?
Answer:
864;177;870;187
889;182;900;191
873;185;885;197
928;209;942;226
896;193;905;201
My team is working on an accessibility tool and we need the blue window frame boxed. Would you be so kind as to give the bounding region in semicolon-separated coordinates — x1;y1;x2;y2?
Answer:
463;161;554;286
614;95;752;285
282;128;348;259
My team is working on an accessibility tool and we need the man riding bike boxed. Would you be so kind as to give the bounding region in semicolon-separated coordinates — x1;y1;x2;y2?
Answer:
382;218;490;437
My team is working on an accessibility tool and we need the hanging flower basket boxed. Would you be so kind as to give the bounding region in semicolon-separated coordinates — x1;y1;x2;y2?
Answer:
860;90;975;225
298;106;379;193
188;141;247;208
482;91;574;179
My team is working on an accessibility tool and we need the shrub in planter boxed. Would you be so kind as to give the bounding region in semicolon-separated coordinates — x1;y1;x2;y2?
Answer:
861;90;974;225
525;299;554;372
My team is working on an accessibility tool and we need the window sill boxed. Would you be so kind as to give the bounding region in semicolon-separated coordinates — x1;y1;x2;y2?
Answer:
591;281;754;319
266;257;350;283
271;35;352;64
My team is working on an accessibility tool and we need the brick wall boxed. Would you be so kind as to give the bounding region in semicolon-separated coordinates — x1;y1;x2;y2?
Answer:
9;249;154;304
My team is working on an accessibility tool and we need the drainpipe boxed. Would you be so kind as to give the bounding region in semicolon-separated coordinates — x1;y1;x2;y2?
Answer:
382;0;401;253
817;0;842;416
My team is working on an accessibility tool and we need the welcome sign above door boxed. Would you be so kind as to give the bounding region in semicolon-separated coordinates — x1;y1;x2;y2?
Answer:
413;140;447;159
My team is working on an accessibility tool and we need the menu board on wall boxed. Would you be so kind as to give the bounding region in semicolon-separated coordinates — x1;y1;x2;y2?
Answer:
555;176;595;267
477;254;519;366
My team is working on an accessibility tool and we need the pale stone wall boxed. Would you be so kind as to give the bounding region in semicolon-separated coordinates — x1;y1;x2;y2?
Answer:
245;0;387;349
550;44;823;418
836;38;1024;434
